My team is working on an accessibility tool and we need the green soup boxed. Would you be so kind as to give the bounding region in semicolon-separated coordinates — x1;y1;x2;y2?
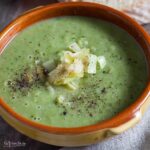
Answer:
0;16;147;127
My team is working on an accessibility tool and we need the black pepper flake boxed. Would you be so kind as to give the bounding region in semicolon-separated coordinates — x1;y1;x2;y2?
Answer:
63;111;67;115
77;96;82;100
78;109;81;113
9;65;49;95
128;58;132;61
30;115;34;118
12;96;15;99
118;56;122;60
35;50;39;54
43;69;49;76
130;95;134;99
101;88;106;93
7;81;12;85
89;113;93;117
29;56;32;59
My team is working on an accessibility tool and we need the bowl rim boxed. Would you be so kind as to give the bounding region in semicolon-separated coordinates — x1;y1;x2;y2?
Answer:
0;2;150;134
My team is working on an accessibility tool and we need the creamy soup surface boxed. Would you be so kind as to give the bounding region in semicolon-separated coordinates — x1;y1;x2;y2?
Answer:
0;16;147;127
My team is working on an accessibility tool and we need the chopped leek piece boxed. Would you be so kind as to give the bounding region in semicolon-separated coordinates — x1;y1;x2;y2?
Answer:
56;95;65;104
47;38;107;91
97;56;106;69
67;81;78;90
61;51;75;64
47;86;55;96
43;60;56;71
87;54;97;74
35;60;40;65
56;95;72;107
68;42;81;52
68;59;84;77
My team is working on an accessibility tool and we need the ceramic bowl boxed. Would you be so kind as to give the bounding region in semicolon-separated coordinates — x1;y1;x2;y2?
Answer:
0;2;150;147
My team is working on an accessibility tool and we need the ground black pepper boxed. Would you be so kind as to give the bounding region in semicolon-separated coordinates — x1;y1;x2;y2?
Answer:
8;65;50;95
89;113;93;117
63;111;67;115
101;88;106;93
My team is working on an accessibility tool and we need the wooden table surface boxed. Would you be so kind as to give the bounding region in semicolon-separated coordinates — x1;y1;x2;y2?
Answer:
0;1;150;150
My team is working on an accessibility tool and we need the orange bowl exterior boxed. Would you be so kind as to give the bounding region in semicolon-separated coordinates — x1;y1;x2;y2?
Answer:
0;2;150;146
